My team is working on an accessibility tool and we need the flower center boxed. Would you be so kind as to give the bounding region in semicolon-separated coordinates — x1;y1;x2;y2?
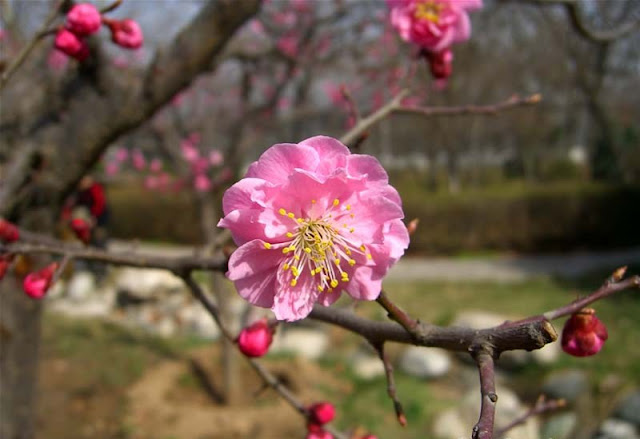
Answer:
414;0;443;23
267;199;372;293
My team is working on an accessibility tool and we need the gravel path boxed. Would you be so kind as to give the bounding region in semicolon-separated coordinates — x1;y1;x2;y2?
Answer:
109;241;640;282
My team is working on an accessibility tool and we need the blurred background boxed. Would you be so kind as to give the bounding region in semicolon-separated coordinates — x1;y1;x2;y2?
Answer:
1;0;639;438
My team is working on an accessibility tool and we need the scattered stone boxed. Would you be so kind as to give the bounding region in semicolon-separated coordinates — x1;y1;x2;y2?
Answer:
432;387;539;439
614;390;640;426
398;347;451;379
350;351;385;380
531;341;561;365
596;418;640;439
542;369;589;404
271;328;329;359
66;271;96;301
177;303;220;340
115;267;183;298
540;412;577;439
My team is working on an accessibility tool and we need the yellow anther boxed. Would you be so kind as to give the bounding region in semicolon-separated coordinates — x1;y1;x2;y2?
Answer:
290;279;297;287
333;199;339;206
350;214;355;218
294;254;300;261
287;212;295;219
346;249;351;255
310;268;316;275
346;204;351;210
282;247;290;254
367;253;372;260
283;263;290;270
263;242;272;249
317;285;324;292
286;232;294;238
342;276;349;282
311;199;316;204
343;223;348;228
334;258;340;265
360;245;366;251
330;279;339;288
291;266;299;276
348;259;356;266
304;248;311;254
341;272;349;279
279;208;287;215
297;218;304;223
349;228;355;233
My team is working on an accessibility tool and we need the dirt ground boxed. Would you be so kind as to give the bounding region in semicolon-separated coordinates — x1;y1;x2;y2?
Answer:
37;344;349;439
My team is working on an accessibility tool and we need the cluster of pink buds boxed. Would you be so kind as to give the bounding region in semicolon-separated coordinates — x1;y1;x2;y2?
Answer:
236;318;275;357
561;307;608;357
306;402;336;439
23;262;59;299
54;2;143;62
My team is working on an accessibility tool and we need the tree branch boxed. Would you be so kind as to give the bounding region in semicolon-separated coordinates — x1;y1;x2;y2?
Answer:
472;352;497;439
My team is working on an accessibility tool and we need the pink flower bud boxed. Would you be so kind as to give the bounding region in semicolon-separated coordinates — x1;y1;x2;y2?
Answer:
149;158;163;173
561;308;608;357
361;436;378;439
108;19;143;49
306;425;333;439
132;149;146;170
70;218;92;244
0;219;20;243
54;28;90;61
426;48;453;80
308;402;336;425
237;318;274;357
66;3;102;36
23;263;58;299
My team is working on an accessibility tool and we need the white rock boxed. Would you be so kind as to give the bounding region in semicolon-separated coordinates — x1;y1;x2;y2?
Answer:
433;387;539;439
599;419;639;439
271;328;329;359
178;304;220;340
399;347;451;379
154;316;177;337
531;341;561;365
452;310;511;329
115;268;183;298
351;352;385;380
50;298;112;318
66;272;96;301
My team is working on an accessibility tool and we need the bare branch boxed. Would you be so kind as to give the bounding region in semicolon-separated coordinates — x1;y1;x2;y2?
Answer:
495;395;566;438
0;0;64;91
372;341;407;427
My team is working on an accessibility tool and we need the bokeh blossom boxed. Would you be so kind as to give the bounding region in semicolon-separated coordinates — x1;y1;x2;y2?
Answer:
218;136;409;321
65;3;102;36
106;18;144;49
387;0;482;53
561;308;608;357
0;219;20;243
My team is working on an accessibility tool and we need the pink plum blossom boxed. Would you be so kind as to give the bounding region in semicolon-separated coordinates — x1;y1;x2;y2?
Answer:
387;0;482;53
277;34;298;57
132;149;146;170
191;157;210;175
561;308;608;357
65;3;102;36
218;136;410;321
149;158;163;173
308;402;336;425
115;147;129;162
54;28;90;61
23;263;58;299
194;174;212;192
105;162;119;176
144;175;159;190
0;219;20;243
209;150;224;166
107;18;143;49
181;140;199;163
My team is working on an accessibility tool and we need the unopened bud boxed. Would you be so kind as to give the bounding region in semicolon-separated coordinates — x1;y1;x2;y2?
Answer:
70;218;92;244
237;318;274;357
65;3;102;36
561;308;608;357
0;218;19;243
407;218;419;236
308;401;336;425
23;262;59;299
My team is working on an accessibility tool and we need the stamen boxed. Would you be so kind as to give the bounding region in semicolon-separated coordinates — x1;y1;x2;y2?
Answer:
263;242;272;249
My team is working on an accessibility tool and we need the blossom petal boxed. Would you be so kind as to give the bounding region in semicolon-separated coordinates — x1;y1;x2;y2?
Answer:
345;266;383;301
272;272;320;321
299;136;349;175
226;240;284;307
245;143;319;185
221;178;271;214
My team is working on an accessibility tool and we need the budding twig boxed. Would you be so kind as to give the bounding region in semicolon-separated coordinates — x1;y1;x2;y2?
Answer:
372;341;407;427
472;352;497;439
494;395;566;438
0;0;65;91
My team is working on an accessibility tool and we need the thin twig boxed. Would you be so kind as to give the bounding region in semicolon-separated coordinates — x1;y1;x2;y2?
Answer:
376;290;419;333
494;395;566;438
472;352;497;439
99;0;123;14
0;0;64;91
372;341;407;426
